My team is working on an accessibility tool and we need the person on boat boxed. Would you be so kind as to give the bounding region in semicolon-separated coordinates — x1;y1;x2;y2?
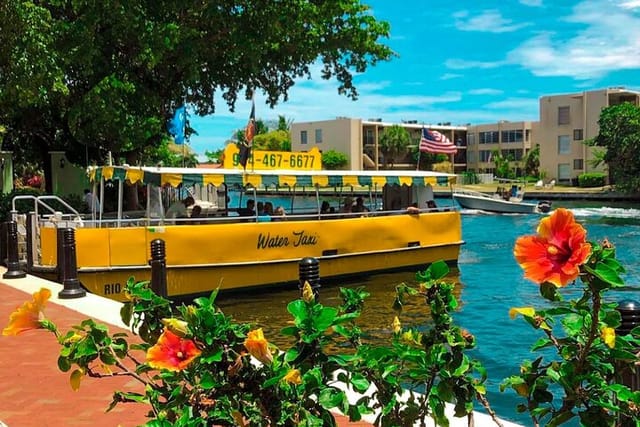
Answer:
320;201;331;215
238;199;256;216
273;206;287;221
340;197;353;214
258;202;274;222
426;200;438;210
83;189;100;213
166;196;195;222
406;202;421;214
352;196;369;213
190;205;203;225
256;201;264;215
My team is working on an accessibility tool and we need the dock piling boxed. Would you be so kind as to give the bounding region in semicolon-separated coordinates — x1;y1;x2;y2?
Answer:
150;239;168;298
3;221;26;279
616;299;640;427
58;228;86;299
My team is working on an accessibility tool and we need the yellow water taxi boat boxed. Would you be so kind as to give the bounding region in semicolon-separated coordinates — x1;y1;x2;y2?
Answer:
15;165;463;302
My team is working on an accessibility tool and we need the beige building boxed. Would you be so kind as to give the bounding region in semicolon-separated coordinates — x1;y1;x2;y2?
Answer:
537;87;639;184
290;117;467;171
465;121;535;176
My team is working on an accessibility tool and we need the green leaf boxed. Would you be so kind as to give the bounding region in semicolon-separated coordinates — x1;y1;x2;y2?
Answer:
540;282;562;301
318;388;345;409
350;373;370;392
287;300;309;322
561;313;584;335
313;307;338;331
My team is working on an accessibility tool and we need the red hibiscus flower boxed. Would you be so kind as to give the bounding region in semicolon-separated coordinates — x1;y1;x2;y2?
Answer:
146;329;201;372
514;208;591;287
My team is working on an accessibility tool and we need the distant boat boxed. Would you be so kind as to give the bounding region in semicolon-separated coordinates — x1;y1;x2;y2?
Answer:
453;187;551;214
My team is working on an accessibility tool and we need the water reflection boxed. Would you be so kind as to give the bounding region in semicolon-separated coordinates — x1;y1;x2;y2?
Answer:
216;269;462;348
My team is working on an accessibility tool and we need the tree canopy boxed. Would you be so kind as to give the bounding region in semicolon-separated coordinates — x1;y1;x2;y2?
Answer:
378;125;410;168
591;102;640;193
0;0;393;190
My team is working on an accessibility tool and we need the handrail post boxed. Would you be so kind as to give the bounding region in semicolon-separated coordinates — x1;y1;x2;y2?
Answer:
3;221;26;279
149;239;168;298
298;257;320;302
58;228;86;299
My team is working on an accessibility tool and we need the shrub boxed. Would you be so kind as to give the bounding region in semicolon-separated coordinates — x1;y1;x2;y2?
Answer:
577;172;606;188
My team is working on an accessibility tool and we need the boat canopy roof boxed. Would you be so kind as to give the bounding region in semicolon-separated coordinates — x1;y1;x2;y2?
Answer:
89;166;456;189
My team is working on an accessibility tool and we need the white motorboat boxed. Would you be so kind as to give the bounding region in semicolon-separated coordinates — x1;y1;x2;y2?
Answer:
453;187;551;214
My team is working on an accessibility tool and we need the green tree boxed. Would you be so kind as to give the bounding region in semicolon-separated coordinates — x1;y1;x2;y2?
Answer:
203;149;225;164
253;130;291;151
321;149;348;170
523;145;540;177
590;102;640;192
379;125;410;168
492;150;515;179
0;1;393;190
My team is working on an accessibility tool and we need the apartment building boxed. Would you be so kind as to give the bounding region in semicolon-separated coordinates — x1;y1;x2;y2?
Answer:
465;121;535;176
290;117;467;171
537;87;639;184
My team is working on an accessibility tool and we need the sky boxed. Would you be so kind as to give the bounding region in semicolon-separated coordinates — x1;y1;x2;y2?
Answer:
187;0;640;158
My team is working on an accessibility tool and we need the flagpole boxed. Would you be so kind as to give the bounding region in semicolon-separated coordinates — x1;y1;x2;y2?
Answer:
250;95;255;173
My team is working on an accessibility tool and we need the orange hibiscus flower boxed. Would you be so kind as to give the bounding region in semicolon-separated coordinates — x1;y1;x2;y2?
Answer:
244;328;273;365
514;208;591;287
3;288;51;336
146;329;201;372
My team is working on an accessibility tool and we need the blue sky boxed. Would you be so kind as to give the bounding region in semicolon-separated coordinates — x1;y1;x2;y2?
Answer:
187;0;640;157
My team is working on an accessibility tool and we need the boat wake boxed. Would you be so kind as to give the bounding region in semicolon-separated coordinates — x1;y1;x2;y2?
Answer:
569;207;640;225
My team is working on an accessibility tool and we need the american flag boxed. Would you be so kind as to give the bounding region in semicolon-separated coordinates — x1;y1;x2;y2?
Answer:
419;128;457;154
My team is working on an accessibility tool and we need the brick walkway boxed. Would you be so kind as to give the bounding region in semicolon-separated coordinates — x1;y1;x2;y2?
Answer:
0;281;371;427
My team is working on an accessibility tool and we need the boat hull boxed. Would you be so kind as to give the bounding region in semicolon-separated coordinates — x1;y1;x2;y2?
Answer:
36;211;463;301
453;194;539;214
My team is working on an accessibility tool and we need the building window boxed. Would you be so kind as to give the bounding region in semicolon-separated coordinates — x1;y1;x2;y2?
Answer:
467;133;475;145
315;129;323;143
479;131;499;144
364;128;374;145
300;130;307;144
501;149;524;161
501;129;523;143
573;129;583;140
558;106;570;125
574;159;584;170
558;135;571;154
558;163;571;180
479;150;492;162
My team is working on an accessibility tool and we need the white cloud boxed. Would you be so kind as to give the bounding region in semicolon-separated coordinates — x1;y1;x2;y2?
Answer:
440;73;464;80
469;88;504;96
445;58;505;70
519;0;543;6
507;1;640;79
620;0;640;8
453;9;530;33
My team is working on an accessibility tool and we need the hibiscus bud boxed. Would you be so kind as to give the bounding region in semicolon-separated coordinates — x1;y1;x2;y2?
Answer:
283;369;303;385
161;318;190;337
601;327;616;349
392;316;402;334
301;282;315;303
244;328;273;365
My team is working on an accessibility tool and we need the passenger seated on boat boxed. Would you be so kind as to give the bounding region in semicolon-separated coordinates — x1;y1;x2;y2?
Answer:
237;199;256;216
352;196;369;213
190;205;202;225
426;200;437;210
320;201;331;215
257;202;274;222
406;203;420;215
257;201;264;215
340;197;353;214
166;196;195;223
272;206;287;221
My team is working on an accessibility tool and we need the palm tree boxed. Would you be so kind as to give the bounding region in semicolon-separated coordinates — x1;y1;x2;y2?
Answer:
378;125;410;169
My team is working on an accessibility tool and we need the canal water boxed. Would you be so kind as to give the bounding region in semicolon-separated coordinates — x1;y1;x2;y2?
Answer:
216;197;640;425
